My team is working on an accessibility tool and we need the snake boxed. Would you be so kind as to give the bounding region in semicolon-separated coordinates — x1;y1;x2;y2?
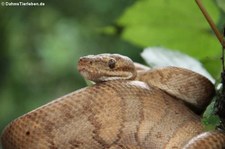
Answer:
1;53;225;149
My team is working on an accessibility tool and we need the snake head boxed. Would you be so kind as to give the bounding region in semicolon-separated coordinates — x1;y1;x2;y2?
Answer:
78;54;137;82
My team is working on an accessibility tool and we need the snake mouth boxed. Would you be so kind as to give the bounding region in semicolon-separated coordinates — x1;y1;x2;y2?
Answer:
78;67;97;81
77;67;86;73
78;68;91;79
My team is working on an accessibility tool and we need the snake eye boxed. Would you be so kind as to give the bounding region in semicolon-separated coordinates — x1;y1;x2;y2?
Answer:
108;59;116;69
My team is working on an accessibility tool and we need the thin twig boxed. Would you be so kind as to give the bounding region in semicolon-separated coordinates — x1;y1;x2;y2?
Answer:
195;0;223;45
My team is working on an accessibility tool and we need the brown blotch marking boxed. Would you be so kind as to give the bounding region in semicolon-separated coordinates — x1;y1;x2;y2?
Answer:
87;110;107;148
64;112;74;119
48;140;57;149
134;90;145;147
175;110;180;115
44;119;55;133
155;132;162;139
90;81;125;147
69;140;84;148
82;88;108;147
25;113;36;122
110;81;142;146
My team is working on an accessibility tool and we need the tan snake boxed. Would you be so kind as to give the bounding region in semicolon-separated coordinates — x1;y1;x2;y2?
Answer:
1;53;225;149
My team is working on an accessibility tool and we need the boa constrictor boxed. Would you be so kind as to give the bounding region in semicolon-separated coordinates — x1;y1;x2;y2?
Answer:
1;54;225;149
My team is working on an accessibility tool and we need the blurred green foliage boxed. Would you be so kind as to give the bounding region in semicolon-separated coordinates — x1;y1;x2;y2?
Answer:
0;0;140;135
117;0;224;79
118;0;219;57
0;0;225;141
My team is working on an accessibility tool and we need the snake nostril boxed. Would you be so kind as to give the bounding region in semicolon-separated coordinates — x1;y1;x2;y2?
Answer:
78;59;82;63
26;131;30;136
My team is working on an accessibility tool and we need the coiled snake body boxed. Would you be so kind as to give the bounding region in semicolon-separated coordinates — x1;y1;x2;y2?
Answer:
1;54;225;149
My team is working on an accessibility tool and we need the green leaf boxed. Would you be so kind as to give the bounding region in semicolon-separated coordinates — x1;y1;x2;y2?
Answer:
202;98;220;130
118;0;220;59
216;0;225;12
202;114;220;130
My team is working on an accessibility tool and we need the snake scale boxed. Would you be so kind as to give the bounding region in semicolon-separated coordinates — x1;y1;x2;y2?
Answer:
1;54;225;149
